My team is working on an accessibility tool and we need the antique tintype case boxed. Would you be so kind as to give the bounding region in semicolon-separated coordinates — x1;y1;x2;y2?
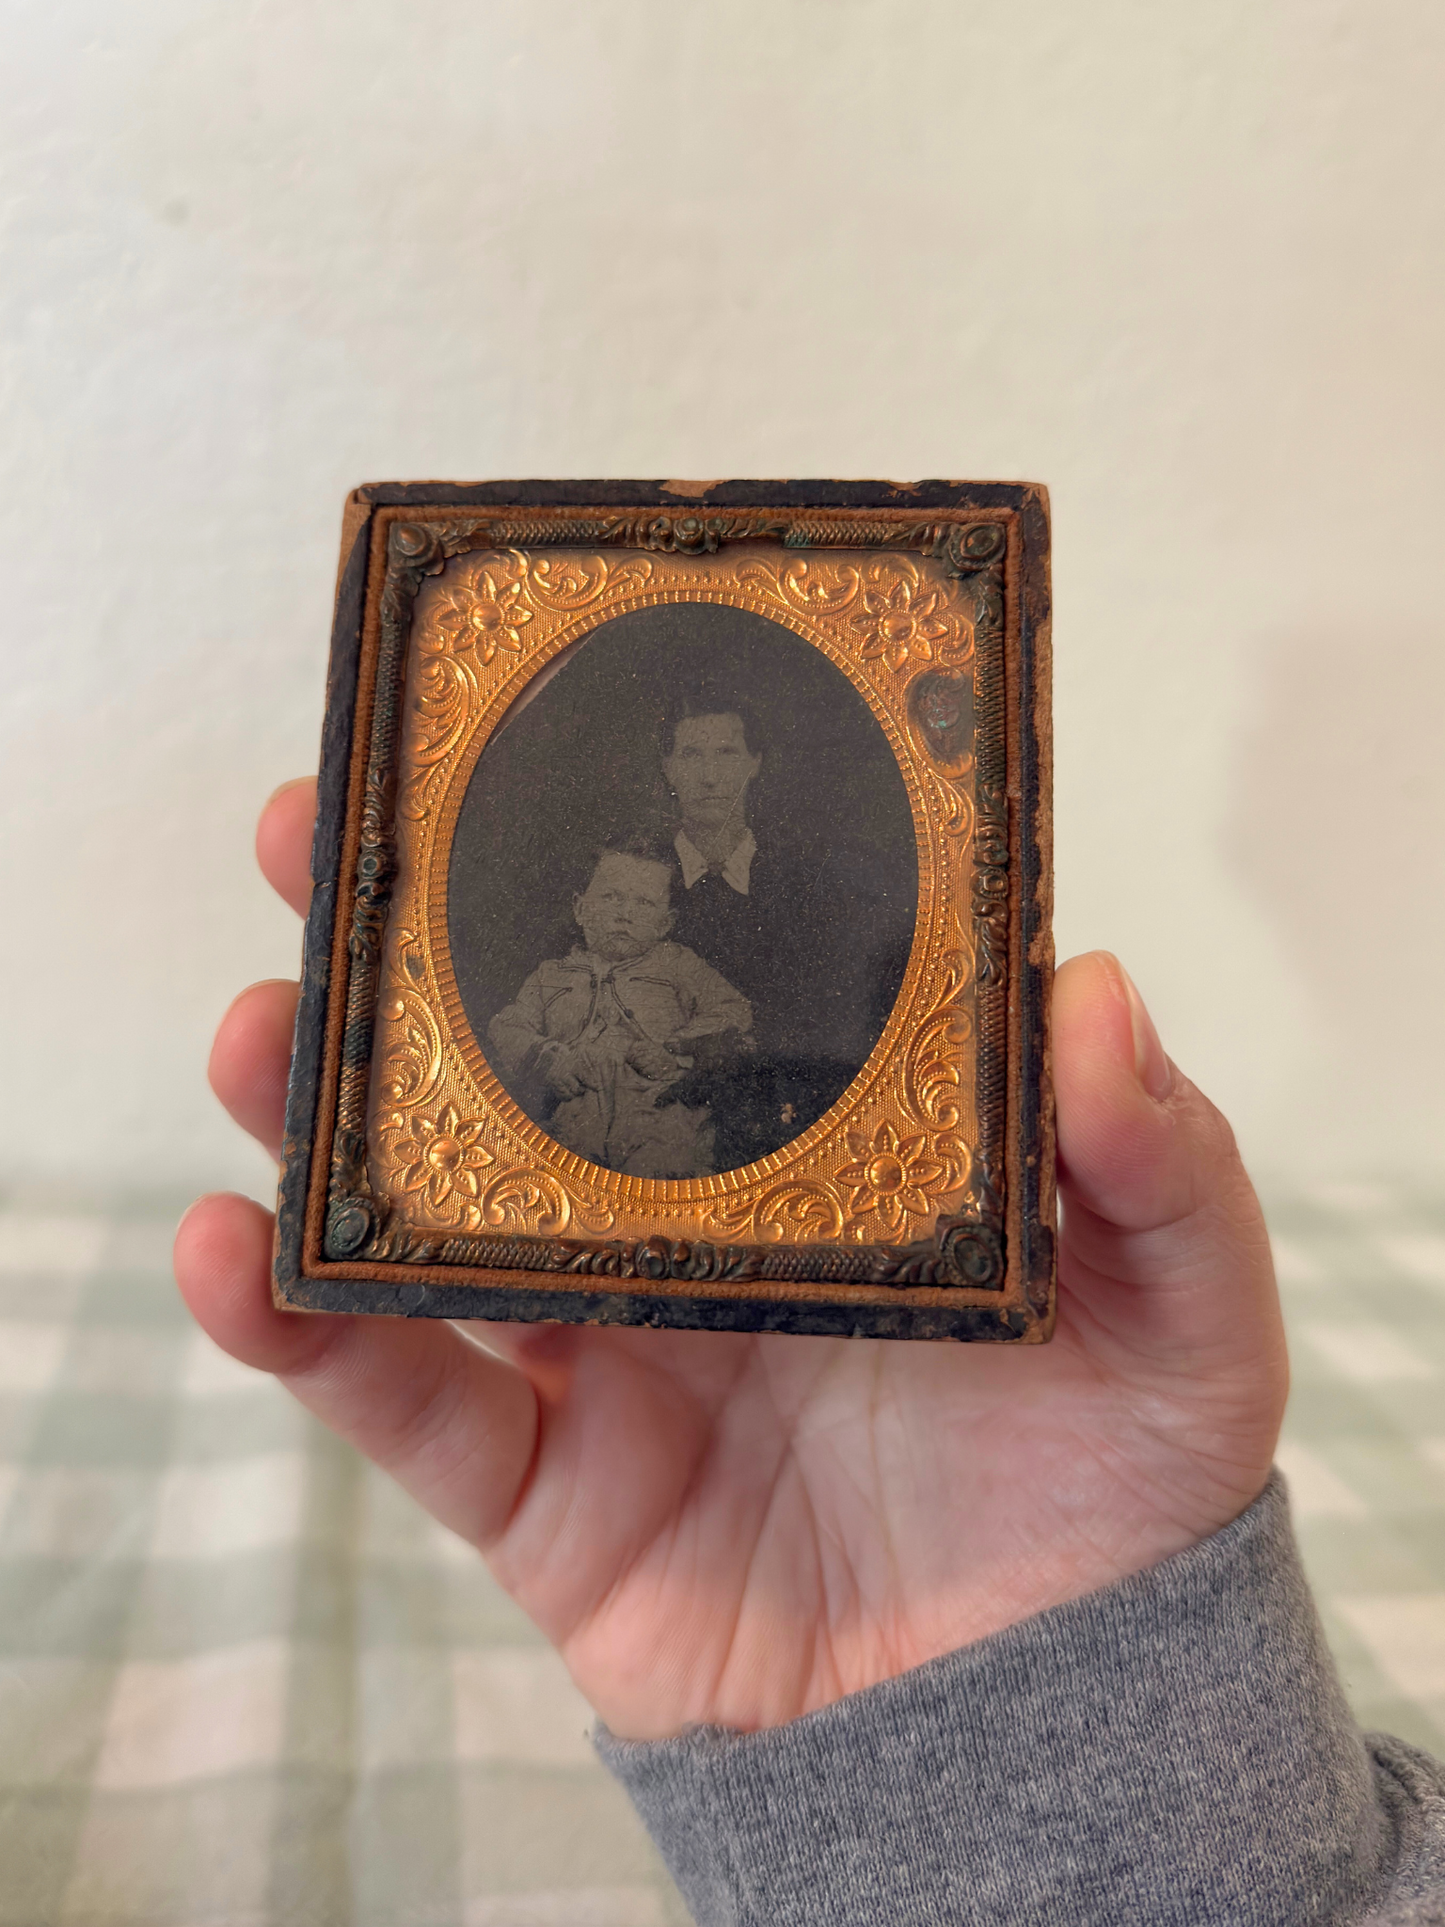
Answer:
274;481;1054;1341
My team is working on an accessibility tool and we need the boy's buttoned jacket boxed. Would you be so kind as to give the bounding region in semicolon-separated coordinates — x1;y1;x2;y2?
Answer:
488;942;751;1083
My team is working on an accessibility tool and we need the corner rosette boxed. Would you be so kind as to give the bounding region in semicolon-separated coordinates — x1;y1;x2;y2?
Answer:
325;1194;377;1260
944;522;1005;574
938;1219;1005;1288
391;522;437;563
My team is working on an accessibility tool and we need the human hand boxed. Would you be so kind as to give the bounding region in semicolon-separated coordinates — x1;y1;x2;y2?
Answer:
177;777;1288;1741
625;1036;678;1081
669;1025;752;1073
538;1041;586;1101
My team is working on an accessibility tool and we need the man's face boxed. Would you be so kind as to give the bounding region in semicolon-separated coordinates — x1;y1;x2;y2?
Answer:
662;713;761;833
573;852;674;962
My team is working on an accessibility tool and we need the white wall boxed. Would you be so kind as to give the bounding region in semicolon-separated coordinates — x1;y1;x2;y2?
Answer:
3;0;1442;1204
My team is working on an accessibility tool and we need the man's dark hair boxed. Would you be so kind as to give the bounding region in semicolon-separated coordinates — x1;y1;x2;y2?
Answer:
659;686;765;759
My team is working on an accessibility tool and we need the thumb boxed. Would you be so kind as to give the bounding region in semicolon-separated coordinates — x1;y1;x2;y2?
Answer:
1052;952;1287;1410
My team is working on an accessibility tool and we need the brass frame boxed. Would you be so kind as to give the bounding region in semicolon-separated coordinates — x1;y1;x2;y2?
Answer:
274;482;1054;1343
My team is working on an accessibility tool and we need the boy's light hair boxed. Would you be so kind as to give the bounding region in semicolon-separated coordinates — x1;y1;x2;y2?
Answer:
579;837;678;896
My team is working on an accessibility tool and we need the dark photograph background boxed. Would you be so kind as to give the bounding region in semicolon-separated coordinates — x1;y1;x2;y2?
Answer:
446;601;920;1167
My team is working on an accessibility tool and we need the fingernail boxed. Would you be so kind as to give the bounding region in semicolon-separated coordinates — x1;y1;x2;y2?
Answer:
1117;963;1174;1101
265;777;311;808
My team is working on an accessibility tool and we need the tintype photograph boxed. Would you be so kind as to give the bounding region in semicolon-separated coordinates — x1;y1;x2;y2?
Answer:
274;480;1055;1342
450;604;918;1181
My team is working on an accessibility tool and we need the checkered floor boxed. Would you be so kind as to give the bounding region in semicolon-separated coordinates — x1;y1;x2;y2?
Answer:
1264;1181;1445;1758
0;1185;1442;1924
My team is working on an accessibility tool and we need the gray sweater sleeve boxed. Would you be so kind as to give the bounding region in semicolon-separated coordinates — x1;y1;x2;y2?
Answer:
596;1475;1445;1925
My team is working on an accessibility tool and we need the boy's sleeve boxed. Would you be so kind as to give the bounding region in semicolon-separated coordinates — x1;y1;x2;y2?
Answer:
486;967;551;1080
672;951;752;1040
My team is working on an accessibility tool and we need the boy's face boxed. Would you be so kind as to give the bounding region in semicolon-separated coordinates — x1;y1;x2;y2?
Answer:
574;852;674;962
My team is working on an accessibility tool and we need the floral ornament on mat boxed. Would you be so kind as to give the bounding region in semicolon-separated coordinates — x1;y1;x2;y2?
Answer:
393;1105;495;1212
433;568;534;662
848;571;953;671
836;1119;948;1235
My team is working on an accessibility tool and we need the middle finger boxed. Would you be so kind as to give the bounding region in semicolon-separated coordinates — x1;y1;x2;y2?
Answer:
209;978;299;1159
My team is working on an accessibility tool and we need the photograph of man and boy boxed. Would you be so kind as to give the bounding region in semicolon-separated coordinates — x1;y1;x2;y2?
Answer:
448;600;921;1180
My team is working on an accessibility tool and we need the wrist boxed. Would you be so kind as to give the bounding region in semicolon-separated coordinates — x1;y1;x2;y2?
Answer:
597;1478;1381;1927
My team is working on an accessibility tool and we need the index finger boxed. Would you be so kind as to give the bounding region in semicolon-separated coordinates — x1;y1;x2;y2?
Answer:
174;1193;540;1552
257;777;317;917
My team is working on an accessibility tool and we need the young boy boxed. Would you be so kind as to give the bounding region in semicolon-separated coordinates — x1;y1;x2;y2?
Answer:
487;845;752;1179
